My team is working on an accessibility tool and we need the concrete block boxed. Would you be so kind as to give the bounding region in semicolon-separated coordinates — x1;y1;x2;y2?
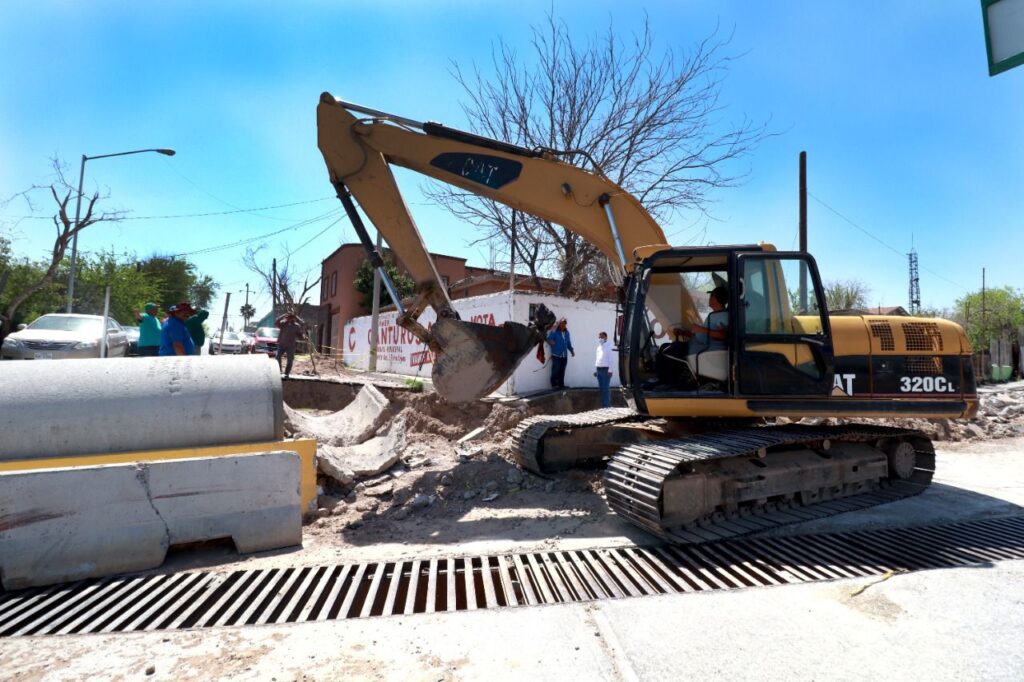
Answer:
0;451;302;590
318;415;408;479
286;384;389;447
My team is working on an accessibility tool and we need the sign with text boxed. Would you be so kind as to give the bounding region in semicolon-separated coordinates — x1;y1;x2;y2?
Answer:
344;291;622;396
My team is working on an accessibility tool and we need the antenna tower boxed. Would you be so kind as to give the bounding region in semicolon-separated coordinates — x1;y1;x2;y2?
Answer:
908;248;921;315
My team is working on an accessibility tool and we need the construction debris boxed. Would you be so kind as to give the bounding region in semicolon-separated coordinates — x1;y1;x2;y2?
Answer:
287;379;1024;559
285;383;389;446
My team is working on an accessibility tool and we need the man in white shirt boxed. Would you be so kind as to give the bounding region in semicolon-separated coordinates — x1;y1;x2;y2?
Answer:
595;331;614;407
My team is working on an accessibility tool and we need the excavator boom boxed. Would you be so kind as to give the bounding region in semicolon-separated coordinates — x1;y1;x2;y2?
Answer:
316;92;668;401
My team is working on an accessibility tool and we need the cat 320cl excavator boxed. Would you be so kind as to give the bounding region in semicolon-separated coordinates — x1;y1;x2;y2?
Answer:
316;92;977;544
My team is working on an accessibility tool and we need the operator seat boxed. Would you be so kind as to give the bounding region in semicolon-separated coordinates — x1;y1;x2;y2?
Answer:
685;350;729;382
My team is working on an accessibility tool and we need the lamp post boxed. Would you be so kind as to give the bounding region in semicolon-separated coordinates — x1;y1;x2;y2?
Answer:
65;148;176;313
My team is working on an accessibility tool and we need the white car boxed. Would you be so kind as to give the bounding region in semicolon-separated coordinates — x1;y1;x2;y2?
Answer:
207;331;249;355
1;314;128;360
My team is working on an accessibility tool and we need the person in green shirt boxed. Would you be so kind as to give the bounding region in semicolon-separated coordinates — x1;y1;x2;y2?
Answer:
132;302;162;356
185;309;209;355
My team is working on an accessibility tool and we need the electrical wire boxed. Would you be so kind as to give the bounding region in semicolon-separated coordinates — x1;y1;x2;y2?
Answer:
170;208;342;258
808;191;968;291
0;197;335;221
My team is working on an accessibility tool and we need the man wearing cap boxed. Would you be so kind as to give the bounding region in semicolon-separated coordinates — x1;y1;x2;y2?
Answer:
133;303;162;357
545;317;575;390
689;285;729;352
275;312;306;379
159;302;196;356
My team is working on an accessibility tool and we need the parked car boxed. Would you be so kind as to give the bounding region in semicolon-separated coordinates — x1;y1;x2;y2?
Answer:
1;313;129;360
124;326;141;356
251;326;279;355
207;331;249;355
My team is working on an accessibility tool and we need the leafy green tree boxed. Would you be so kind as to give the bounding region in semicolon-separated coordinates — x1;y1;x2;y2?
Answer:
73;251;164;325
954;286;1024;350
353;258;415;311
240;302;256;327
138;255;217;310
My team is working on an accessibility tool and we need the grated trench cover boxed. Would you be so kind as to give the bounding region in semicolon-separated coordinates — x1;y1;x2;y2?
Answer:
2;515;1024;638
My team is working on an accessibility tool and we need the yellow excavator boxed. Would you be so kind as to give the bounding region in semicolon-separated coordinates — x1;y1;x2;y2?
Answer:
317;93;978;543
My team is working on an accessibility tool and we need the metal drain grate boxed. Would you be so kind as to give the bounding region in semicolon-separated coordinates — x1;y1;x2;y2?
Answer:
2;515;1023;638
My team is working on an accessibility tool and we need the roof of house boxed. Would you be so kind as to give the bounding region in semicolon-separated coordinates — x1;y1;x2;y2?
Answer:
321;242;468;265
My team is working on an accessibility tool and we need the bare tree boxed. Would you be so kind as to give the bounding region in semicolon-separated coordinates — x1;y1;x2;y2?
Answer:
242;244;322;316
243;244;323;372
426;14;766;295
0;159;124;339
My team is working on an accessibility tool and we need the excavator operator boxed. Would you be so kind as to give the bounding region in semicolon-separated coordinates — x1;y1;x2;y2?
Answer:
658;285;730;387
688;285;730;352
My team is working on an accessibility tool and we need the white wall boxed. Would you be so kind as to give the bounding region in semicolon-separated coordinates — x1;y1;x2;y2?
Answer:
343;291;621;397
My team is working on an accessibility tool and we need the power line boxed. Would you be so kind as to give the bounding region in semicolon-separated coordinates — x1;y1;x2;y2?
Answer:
171;208;342;258
808;191;968;291
291;218;344;255
0;196;334;221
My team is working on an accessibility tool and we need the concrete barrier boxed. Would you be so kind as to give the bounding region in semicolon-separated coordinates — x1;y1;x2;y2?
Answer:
0;438;320;513
0;451;302;590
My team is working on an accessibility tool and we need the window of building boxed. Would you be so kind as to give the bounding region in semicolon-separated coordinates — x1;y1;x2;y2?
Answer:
330;271;338;297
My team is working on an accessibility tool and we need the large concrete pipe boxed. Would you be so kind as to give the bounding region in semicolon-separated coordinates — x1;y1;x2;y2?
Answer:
0;355;283;460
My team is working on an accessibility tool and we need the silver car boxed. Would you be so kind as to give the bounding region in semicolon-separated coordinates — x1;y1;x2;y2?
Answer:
1;314;129;360
207;331;248;355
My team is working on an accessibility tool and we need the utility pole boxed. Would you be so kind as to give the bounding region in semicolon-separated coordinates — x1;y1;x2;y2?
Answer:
217;293;231;355
369;232;382;371
509;209;518;293
798;151;808;313
271;258;278;314
982;267;987;336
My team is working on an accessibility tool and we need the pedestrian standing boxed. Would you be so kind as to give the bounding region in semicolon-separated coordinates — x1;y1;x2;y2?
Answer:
545;317;574;389
276;312;305;379
185;308;209;355
595;331;613;408
133;302;162;356
159;302;196;356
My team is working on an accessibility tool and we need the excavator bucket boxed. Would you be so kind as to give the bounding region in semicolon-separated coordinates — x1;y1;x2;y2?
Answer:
430;316;546;403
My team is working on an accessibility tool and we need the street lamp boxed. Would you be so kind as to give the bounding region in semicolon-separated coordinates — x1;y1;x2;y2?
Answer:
65;148;176;313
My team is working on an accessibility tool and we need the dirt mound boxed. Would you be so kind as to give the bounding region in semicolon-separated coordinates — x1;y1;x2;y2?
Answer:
394;407;465;440
482;403;533;436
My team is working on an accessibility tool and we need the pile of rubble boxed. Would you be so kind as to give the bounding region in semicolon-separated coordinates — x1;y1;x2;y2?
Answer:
284;385;562;527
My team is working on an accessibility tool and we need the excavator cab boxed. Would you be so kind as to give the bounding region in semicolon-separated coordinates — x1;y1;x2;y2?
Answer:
620;245;836;415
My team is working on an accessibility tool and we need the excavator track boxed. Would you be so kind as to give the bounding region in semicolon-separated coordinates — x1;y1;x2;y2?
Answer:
604;424;935;545
513;408;641;473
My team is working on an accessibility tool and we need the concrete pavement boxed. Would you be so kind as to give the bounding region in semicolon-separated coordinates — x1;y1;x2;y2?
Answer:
3;438;1023;680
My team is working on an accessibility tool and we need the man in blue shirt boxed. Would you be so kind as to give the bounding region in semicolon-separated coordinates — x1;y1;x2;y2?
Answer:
545;317;575;389
160;302;196;356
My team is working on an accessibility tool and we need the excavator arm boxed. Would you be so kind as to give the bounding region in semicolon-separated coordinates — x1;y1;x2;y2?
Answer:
316;92;669;402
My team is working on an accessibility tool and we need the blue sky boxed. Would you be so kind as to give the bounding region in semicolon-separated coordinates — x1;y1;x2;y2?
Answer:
1;1;1021;327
